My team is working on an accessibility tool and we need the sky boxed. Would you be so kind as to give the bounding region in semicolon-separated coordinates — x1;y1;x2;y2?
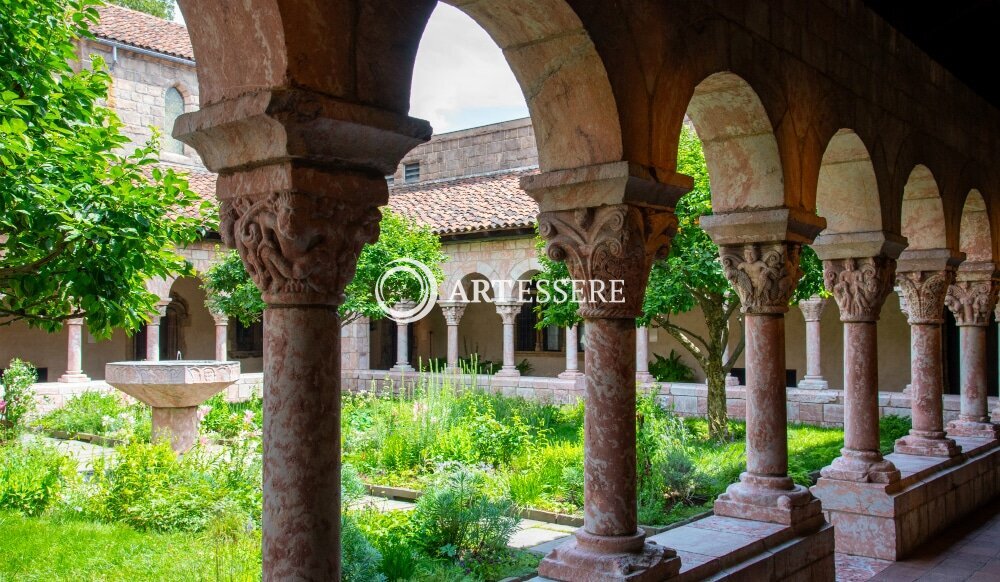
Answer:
173;2;528;134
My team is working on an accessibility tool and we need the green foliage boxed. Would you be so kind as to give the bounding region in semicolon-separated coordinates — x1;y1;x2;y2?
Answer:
342;514;387;582
38;391;150;442
532;229;581;328
0;0;212;334
0;510;262;581
108;0;174;19
204;209;446;326
0;441;76;516
879;415;912;454
648;350;696;383
410;466;519;562
793;245;830;303
199;393;262;439
0;358;37;440
81;439;262;532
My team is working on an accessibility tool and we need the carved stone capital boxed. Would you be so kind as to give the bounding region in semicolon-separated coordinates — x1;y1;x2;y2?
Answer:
210;311;229;326
720;242;803;315
220;168;383;306
798;296;828;322
495;301;523;325
538;204;677;319
438;301;468;326
895;270;954;325
823;256;896;323
946;280;997;327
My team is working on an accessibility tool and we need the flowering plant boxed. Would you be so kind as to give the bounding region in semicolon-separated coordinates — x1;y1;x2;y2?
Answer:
0;358;37;441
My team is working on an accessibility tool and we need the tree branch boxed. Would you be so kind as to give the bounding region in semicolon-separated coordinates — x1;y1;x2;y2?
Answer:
654;316;709;365
0;238;68;279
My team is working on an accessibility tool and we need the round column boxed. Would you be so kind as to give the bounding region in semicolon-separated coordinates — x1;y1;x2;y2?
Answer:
439;301;467;372
944;275;999;439
797;296;829;389
495;301;522;377
635;325;654;383
390;301;415;372
211;312;229;361
145;302;169;362
58;317;90;382
559;324;583;379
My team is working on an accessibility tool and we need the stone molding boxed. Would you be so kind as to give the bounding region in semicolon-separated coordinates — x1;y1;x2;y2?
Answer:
719;242;802;315
946;280;997;327
895;269;954;325
438;300;468;326
823;256;896;323
221;176;381;306
538;204;677;319
797;295;828;322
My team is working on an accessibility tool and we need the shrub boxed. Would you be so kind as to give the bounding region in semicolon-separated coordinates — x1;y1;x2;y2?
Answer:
648;350;696;383
355;509;417;581
0;358;37;440
38;391;150;442
0;441;76;516
880;415;912;454
342;514;386;582
200;393;262;439
342;462;367;506
410;465;519;561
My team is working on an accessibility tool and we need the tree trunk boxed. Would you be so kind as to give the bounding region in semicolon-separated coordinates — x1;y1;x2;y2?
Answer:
705;358;731;441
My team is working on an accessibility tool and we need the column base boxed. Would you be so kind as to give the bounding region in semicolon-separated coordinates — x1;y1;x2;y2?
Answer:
495;367;520;378
714;476;825;533
537;530;680;582
946;419;1000;440
819;449;900;484
558;370;584;379
797;376;829;390
390;364;414;372
894;432;962;457
635;372;655;384
725;374;740;387
57;372;91;383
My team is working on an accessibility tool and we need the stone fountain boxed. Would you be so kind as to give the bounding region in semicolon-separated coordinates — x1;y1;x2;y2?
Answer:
105;360;240;453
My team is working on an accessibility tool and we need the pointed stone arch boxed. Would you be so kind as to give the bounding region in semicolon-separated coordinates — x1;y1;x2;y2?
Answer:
901;165;948;251
815;129;883;235
959;190;993;263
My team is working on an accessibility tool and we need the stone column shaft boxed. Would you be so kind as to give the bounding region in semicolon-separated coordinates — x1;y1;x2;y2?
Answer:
495;302;521;377
439;301;467;372
797;296;829;389
559;324;583;379
819;256;900;483
58;318;90;382
390;301;415;372
534;202;681;581
636;325;654;383
944;274;999;439
895;267;961;457
145;303;168;362
212;313;228;361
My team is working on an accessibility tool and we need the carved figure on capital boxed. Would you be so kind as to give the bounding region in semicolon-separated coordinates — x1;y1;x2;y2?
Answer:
823;257;896;322
720;243;802;314
945;280;997;327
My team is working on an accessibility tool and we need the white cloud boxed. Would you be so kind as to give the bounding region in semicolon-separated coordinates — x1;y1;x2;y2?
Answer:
410;3;528;134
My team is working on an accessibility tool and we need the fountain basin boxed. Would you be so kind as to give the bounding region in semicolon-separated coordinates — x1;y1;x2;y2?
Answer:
105;360;240;453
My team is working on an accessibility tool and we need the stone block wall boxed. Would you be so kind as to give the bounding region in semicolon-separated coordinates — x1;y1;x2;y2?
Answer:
391;118;536;183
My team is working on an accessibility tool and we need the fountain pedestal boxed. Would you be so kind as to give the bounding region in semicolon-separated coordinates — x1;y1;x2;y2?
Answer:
105;361;240;453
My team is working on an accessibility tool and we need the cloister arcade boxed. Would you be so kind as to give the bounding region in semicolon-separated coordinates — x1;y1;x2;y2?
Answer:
171;1;1000;580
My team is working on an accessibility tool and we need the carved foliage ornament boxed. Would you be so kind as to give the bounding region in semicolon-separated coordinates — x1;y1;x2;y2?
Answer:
798;296;828;322
895;270;953;325
823;257;896;323
720;243;802;314
495;302;522;325
945;280;997;327
538;204;678;319
221;191;380;306
440;303;467;326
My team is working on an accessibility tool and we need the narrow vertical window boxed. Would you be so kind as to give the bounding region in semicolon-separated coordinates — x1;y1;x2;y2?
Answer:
164;87;185;155
404;162;420;183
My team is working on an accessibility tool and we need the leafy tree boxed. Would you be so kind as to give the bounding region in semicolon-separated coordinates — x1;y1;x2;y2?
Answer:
535;126;824;441
107;0;174;20
204;209;447;327
0;0;211;336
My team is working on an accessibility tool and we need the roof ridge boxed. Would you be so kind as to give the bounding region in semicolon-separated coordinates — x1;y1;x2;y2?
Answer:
98;3;184;28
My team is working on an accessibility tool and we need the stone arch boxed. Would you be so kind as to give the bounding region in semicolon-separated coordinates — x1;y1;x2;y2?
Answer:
815;129;883;235
440;266;502;303
959;190;993;263
901;165;948;251
508;257;542;285
176;0;622;173
682;72;784;212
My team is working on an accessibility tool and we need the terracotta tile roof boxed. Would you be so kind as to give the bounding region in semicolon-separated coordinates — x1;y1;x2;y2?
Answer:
93;4;194;61
155;162;218;219
388;168;540;235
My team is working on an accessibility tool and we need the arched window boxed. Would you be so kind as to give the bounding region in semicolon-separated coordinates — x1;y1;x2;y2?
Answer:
163;87;185;155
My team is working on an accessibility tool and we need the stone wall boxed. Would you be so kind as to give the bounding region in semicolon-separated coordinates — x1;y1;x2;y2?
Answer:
390;118;536;184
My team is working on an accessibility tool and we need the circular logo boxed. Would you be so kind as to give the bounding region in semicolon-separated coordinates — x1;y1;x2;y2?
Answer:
375;258;438;323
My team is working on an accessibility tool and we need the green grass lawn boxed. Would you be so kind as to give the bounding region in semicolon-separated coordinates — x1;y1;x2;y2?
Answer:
0;512;260;582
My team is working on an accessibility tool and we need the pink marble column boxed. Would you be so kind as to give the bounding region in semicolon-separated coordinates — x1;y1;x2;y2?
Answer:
145;302;169;362
58;318;90;382
438;300;467;372
797;296;829;389
711;242;823;528
211;312;229;361
635;325;654;383
536;204;681;581
559;324;583;379
894;265;962;457
390;301;415;372
944;268;999;439
495;301;522;377
819;257;900;483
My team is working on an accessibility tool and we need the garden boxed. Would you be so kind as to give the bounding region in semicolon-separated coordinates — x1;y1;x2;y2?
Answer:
0;359;913;581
